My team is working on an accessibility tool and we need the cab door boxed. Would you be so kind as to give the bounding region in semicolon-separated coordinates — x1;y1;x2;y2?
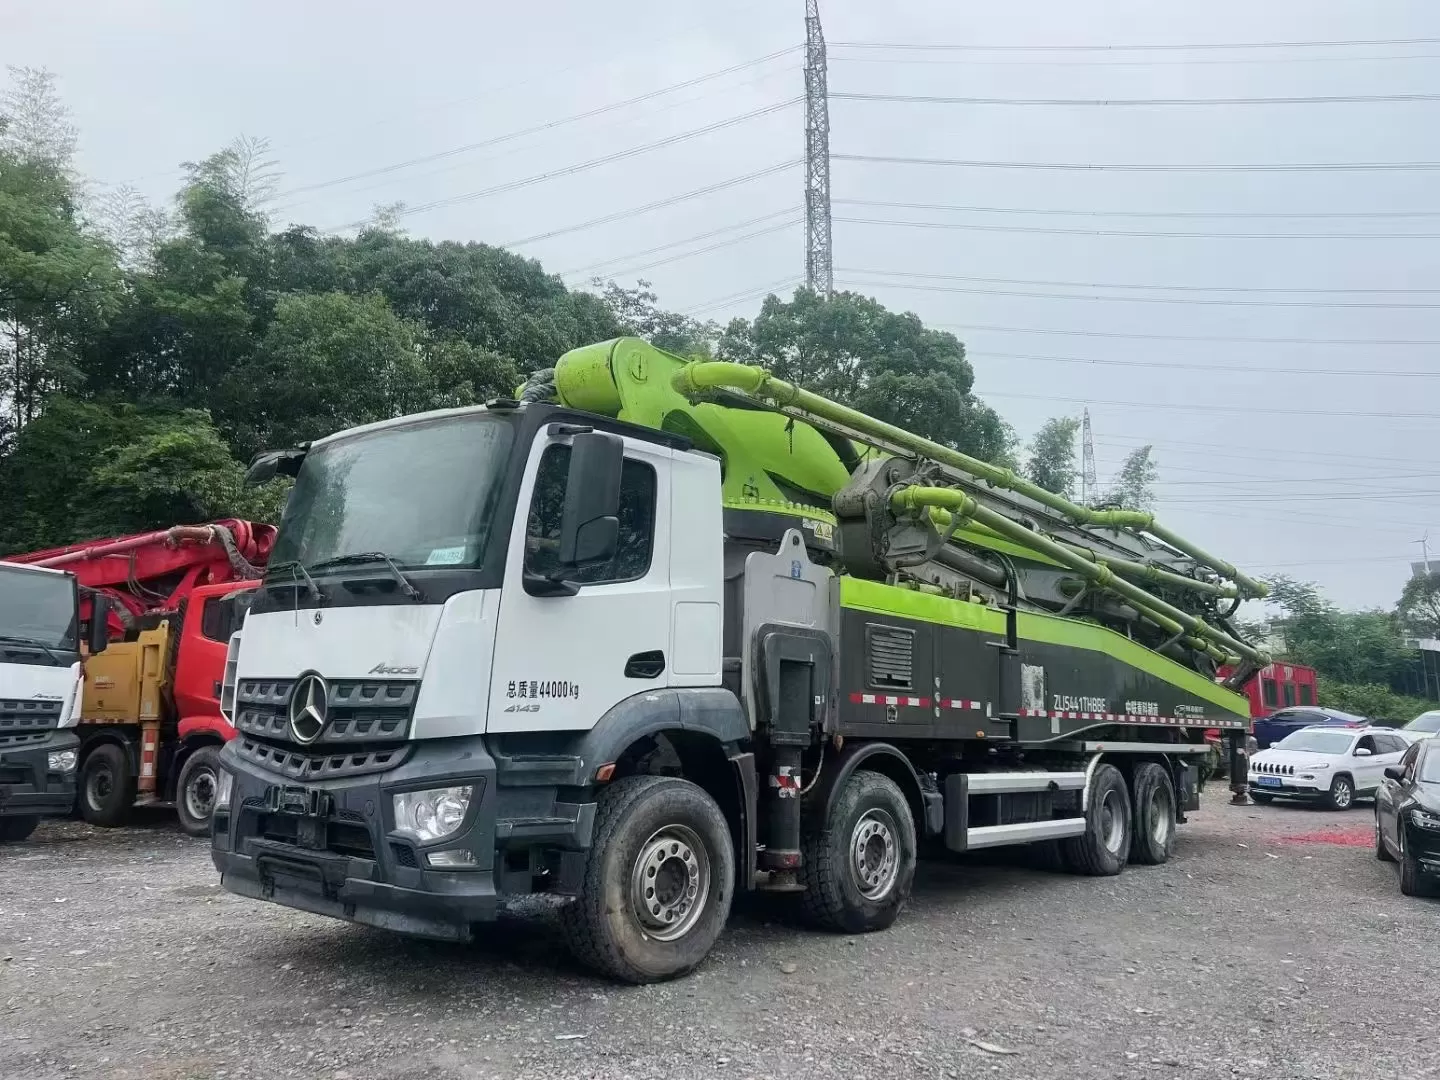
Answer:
486;430;673;734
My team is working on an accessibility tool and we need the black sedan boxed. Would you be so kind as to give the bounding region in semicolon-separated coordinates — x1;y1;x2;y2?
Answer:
1375;737;1440;896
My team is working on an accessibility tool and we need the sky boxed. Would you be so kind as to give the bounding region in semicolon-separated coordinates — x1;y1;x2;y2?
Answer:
4;0;1438;615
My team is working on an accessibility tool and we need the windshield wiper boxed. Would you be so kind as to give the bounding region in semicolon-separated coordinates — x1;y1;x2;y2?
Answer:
307;552;424;602
263;559;324;601
0;634;71;660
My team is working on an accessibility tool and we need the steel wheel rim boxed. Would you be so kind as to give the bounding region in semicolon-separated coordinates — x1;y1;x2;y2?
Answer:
850;808;899;901
1100;788;1127;855
1334;780;1352;808
185;765;217;821
86;763;113;810
1149;785;1173;848
630;824;710;942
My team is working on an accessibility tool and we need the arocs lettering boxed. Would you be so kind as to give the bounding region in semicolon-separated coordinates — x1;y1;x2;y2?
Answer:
506;679;581;701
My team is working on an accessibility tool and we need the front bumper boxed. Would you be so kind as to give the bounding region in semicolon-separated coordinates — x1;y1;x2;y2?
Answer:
1248;774;1328;798
0;730;79;818
212;735;596;940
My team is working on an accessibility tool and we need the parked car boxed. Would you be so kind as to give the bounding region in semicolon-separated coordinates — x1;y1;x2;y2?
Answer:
1251;706;1370;751
1375;737;1440;895
1248;725;1409;810
1398;710;1440;744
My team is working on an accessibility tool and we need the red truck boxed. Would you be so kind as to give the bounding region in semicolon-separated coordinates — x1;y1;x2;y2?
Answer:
6;521;273;834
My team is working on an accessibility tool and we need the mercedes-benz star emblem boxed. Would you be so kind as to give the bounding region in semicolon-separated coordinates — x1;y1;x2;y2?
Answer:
288;673;328;744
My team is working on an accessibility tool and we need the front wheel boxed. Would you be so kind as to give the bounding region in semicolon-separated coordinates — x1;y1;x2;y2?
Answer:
1398;829;1432;896
1324;775;1355;812
0;815;39;843
1062;763;1131;876
1376;810;1396;862
176;746;222;838
1250;791;1275;805
561;775;735;984
79;743;135;828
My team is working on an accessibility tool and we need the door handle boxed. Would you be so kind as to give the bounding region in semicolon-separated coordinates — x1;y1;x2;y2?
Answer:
625;651;666;679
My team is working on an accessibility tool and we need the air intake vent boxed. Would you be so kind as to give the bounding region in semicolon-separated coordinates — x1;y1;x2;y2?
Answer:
867;625;914;690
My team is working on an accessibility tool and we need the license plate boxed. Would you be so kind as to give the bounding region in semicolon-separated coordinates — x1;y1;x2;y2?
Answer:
1257;776;1282;787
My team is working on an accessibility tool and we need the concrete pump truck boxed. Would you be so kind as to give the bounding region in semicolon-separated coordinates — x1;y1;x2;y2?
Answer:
212;337;1266;982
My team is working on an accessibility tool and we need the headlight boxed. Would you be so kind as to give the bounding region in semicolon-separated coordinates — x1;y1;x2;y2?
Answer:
214;768;233;812
1408;808;1440;832
392;785;472;843
47;750;77;774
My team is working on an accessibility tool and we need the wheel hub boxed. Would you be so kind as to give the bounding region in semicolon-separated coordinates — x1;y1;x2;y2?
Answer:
1100;789;1127;854
630;825;709;942
1149;787;1172;848
850;808;899;901
186;768;217;820
1334;781;1352;808
87;765;113;809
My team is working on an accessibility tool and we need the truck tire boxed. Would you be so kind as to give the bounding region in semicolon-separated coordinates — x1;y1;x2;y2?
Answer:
1062;763;1131;877
176;746;221;838
0;815;39;843
79;743;135;828
799;770;917;934
1129;762;1177;866
561;775;735;984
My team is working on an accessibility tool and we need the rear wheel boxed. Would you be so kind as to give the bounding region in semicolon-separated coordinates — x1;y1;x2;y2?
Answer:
1129;762;1176;866
0;815;39;843
176;746;221;838
1324;774;1355;812
1376;809;1396;862
799;770;917;934
79;743;135;828
561;775;734;984
1062;764;1131;876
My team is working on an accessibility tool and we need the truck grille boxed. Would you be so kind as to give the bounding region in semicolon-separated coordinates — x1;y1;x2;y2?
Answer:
233;736;415;780
0;699;63;734
866;625;914;691
234;677;417;747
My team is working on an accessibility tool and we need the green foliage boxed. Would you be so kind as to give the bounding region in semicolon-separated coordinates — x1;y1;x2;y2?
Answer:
718;287;1014;463
1397;571;1440;639
1102;445;1158;510
1259;574;1413;687
1317;678;1433;726
597;278;716;357
1025;416;1080;497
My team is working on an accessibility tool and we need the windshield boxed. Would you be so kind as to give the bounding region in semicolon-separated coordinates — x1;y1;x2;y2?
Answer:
1422;752;1440;784
1407;712;1440;733
0;564;77;649
1273;729;1354;755
268;413;515;575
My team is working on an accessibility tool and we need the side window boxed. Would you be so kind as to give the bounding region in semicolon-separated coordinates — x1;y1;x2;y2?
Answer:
1298;684;1314;706
199;597;235;643
1402;742;1422;780
1282;681;1296;707
524;444;657;586
1261;678;1278;708
1375;733;1402;755
1355;734;1377;755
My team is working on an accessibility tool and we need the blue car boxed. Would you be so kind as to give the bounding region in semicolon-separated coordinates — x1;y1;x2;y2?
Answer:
1252;706;1370;750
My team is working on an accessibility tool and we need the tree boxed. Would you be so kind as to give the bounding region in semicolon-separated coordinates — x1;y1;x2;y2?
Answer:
1025;416;1080;497
1259;574;1412;687
1103;445;1158;510
718;287;1013;463
596;278;717;357
1397;571;1440;639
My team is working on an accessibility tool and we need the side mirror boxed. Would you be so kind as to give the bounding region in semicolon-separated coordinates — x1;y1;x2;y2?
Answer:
87;594;111;655
246;447;307;484
557;432;623;569
1385;766;1405;782
1354;747;1373;757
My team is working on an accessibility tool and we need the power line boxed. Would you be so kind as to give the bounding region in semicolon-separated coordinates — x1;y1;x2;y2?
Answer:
837;274;1440;308
829;36;1440;52
839;262;1440;292
828;52;1440;69
275;49;799;202
970;348;1440;380
835;216;1439;240
834;152;1440;173
981;388;1440;421
560;211;802;278
501;161;799;248
833;197;1440;223
1092;433;1433;474
681;276;802;317
322;98;802;231
833;90;1440;107
573;217;802;283
945;323;1440;347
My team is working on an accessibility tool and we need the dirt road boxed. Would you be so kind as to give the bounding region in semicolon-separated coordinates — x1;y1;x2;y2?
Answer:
2;801;1436;1080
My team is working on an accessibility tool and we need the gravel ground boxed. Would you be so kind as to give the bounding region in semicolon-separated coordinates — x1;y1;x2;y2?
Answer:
2;799;1437;1080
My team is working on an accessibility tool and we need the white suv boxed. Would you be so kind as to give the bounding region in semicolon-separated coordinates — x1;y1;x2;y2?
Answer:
1248;725;1409;810
1399;711;1440;744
